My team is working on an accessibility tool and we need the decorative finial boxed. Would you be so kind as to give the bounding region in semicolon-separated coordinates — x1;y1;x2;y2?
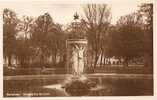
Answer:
74;12;79;20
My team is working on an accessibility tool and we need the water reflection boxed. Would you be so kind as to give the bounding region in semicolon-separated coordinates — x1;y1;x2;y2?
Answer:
4;77;153;97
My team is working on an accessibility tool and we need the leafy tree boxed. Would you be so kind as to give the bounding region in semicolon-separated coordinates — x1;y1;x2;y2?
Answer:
3;8;18;66
139;3;153;67
15;37;35;66
31;13;66;66
15;16;34;65
108;13;144;66
46;23;66;65
31;13;54;65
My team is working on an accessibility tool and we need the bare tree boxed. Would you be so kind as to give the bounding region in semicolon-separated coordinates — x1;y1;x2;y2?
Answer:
83;4;111;68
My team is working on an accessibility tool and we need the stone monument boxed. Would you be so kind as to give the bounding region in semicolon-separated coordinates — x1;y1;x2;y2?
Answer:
66;13;87;76
66;39;87;76
62;13;107;96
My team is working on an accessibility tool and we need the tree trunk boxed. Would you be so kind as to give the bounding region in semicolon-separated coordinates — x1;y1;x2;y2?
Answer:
100;51;104;67
8;55;12;66
144;54;153;73
20;57;25;66
94;53;99;68
42;54;45;66
103;57;106;66
123;57;128;67
89;50;94;68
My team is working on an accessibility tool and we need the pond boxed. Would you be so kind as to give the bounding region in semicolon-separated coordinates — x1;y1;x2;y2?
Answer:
3;77;153;97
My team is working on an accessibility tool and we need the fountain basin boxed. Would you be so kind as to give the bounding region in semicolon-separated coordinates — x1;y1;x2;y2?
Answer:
61;76;99;96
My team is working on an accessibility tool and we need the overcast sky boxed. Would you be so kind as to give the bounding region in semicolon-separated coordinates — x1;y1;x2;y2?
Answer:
0;0;151;25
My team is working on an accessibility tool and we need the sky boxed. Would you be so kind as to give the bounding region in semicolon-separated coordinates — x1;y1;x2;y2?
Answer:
0;0;152;25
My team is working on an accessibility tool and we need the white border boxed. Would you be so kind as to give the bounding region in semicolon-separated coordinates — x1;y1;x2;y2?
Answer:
0;0;156;100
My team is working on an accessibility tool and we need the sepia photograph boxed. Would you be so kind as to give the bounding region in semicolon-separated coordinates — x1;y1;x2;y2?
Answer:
1;0;154;98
